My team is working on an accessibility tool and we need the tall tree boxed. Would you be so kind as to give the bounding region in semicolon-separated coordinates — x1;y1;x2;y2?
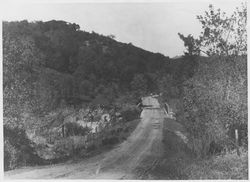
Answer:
178;3;247;56
130;74;148;98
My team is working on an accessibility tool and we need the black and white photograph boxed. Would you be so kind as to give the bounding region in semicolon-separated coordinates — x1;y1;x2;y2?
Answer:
1;0;248;180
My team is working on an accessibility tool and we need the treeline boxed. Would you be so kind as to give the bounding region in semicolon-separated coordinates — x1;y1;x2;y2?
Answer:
3;20;190;116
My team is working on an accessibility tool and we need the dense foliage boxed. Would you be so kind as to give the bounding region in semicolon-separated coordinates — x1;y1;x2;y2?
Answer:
3;20;182;118
176;3;247;158
4;125;45;170
178;56;247;157
179;3;247;56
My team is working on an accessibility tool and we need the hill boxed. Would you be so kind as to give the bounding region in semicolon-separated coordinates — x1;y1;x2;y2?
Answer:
3;20;194;113
3;20;197;170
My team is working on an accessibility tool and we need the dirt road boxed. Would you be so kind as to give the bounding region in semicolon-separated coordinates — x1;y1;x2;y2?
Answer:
5;96;166;179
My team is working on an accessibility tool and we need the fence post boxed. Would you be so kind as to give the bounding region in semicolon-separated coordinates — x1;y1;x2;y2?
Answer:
235;129;240;156
62;124;65;137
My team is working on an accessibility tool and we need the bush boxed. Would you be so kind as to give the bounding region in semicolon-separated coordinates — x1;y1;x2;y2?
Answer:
4;125;45;171
102;137;119;146
120;106;140;122
53;137;74;158
179;56;247;157
4;140;18;170
86;144;97;152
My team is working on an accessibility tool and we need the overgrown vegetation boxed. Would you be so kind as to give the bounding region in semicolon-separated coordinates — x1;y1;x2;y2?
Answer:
168;3;247;180
179;56;247;158
185;148;248;179
4;125;45;170
176;2;247;158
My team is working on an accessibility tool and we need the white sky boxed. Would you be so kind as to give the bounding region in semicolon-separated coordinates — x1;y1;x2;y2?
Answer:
1;0;244;57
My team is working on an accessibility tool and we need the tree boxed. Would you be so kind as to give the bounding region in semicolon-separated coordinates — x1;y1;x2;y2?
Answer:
79;80;94;96
181;56;247;157
177;3;247;157
107;34;116;39
3;34;44;127
178;3;247;56
130;74;148;98
197;3;247;56
178;33;201;56
157;74;175;100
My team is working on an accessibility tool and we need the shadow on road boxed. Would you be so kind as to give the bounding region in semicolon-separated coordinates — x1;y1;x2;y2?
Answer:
137;118;194;180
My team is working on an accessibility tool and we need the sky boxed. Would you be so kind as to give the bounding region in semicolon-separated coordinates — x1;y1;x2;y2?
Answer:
1;0;244;57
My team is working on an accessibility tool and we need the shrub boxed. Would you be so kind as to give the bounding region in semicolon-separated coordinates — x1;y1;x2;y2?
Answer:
4;140;18;170
185;148;248;179
86;144;97;152
4;125;45;171
120;106;140;122
53;137;73;157
102;137;119;146
179;56;247;157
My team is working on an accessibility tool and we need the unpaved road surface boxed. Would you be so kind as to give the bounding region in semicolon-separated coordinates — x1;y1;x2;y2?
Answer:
5;96;166;179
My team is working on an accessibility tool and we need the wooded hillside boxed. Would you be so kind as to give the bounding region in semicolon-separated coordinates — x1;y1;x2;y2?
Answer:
3;20;188;114
3;20;194;170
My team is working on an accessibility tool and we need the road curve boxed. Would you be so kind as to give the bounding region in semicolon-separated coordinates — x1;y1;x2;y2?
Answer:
5;96;166;179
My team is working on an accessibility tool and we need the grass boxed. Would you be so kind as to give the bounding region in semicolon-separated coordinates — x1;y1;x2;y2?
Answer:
185;148;248;179
146;118;194;180
146;118;248;180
